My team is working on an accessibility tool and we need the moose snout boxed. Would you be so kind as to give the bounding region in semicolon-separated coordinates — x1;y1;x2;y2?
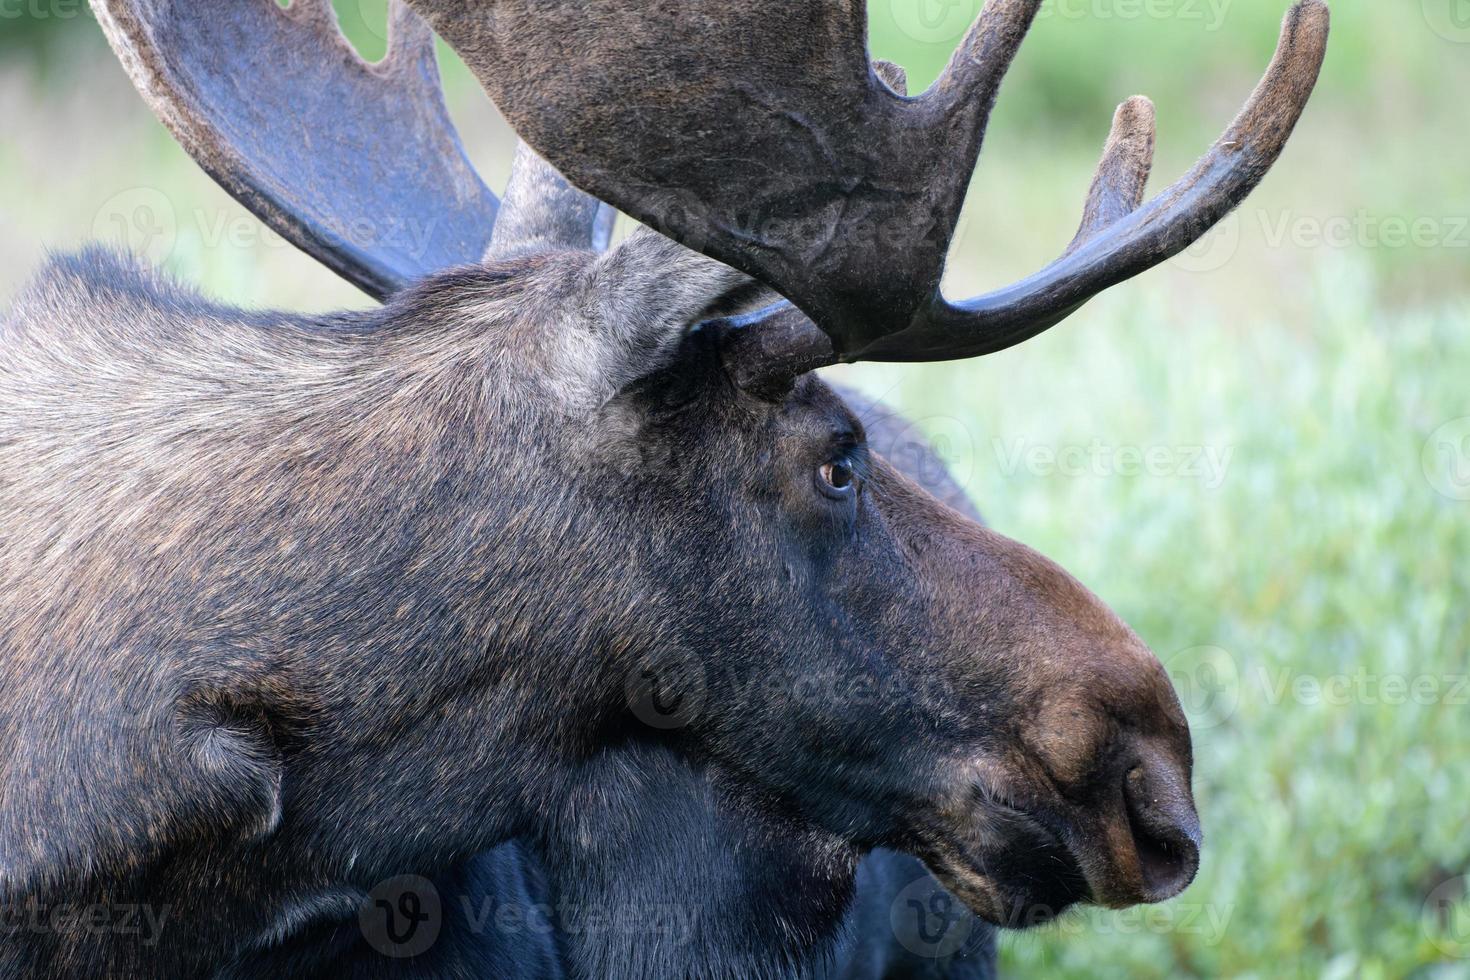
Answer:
1111;748;1201;905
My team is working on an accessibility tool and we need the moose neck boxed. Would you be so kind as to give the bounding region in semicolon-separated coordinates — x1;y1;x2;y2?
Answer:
528;743;860;979
248;743;867;979
265;274;679;863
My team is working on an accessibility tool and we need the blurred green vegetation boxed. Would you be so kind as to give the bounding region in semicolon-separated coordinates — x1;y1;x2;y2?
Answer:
2;1;1467;977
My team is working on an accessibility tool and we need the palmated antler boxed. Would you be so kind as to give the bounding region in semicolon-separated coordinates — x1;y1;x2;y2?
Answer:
97;0;1328;385
409;0;1329;367
92;0;501;300
94;0;760;393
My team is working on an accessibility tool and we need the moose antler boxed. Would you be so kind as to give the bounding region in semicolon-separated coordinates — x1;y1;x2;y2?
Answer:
95;0;775;399
487;142;617;262
409;0;1329;364
96;0;1327;376
92;0;501;300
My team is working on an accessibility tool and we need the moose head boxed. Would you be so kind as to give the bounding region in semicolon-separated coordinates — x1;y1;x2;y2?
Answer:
0;0;1326;974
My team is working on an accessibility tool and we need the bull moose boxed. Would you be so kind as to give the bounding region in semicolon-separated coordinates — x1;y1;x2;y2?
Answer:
0;0;1328;975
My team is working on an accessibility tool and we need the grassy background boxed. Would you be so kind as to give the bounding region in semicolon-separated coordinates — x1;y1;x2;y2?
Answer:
3;2;1468;976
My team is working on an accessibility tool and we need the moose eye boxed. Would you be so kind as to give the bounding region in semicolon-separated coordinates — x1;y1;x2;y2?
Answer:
817;459;859;499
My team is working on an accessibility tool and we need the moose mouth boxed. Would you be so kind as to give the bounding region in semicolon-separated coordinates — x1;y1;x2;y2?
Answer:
914;801;1091;930
915;776;1201;929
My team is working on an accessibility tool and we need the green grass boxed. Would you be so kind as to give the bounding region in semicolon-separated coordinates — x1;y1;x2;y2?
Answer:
2;2;1468;976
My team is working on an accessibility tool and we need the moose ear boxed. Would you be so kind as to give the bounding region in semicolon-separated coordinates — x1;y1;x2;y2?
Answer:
0;655;310;900
581;227;771;388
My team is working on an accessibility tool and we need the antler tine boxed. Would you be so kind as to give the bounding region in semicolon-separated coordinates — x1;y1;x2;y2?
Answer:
487;142;615;262
1066;96;1156;256
859;0;1330;363
385;0;440;81
92;0;500;301
927;0;1041;114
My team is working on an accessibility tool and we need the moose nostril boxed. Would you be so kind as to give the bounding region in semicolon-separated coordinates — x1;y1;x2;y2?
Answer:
1123;765;1201;902
1129;817;1199;901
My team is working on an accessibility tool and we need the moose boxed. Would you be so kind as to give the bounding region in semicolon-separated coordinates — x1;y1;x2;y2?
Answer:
0;0;1327;975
